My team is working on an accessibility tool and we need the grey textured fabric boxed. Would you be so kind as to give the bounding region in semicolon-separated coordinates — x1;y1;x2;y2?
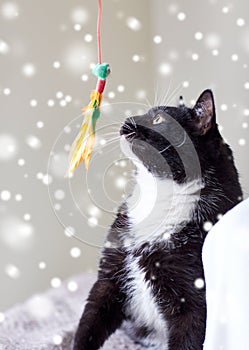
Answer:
0;273;144;350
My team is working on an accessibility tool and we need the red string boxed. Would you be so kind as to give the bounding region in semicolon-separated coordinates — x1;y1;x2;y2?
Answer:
97;0;102;64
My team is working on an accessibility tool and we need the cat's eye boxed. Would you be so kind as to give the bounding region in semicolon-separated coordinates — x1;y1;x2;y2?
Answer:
153;115;165;125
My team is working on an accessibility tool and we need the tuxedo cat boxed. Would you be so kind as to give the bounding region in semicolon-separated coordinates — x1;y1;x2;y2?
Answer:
73;90;242;350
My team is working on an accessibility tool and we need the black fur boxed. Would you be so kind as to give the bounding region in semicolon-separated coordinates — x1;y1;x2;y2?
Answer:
73;90;242;350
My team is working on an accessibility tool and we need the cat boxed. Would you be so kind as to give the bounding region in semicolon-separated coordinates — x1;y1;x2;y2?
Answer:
73;90;242;350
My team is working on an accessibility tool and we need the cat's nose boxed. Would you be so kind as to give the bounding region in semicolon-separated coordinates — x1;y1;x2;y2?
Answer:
120;117;137;136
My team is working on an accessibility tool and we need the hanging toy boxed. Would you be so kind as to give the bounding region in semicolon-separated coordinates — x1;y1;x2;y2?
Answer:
68;0;110;174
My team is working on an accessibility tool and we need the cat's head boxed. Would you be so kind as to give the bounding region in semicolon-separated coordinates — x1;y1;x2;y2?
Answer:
120;90;225;183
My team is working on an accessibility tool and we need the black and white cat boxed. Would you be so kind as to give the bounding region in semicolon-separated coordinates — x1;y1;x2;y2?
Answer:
73;90;242;350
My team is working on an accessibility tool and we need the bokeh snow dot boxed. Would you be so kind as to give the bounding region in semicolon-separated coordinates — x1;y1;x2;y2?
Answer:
0;39;9;54
1;2;19;20
126;17;141;31
53;335;62;345
177;12;186;21
0;134;17;160
51;277;61;288
54;189;65;201
22;63;36;78
26;135;41;150
195;32;203;40
67;281;78;292
5;264;20;279
203;221;213;231
159;62;172;76
153;35;162;44
71;7;88;25
70;247;81;258
195;278;205;289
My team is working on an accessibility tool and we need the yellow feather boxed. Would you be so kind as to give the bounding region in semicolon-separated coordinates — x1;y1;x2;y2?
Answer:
68;91;102;175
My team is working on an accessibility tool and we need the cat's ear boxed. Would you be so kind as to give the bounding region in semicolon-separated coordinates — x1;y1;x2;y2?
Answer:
192;89;216;135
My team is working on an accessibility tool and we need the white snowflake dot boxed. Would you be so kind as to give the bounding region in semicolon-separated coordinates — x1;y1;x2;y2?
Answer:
242;122;248;129
182;81;189;88
231;54;238;62
117;85;125;93
159;62;172;76
195;278;205;289
0;39;9;54
22;63;36;78
38;261;46;269
36;121;44;128
192;53;199;61
238;138;246;146
203;221;213;231
56;91;63;99
42;174;52;185
18;158;25;166
53;61;61;69
15;194;22;201
5;264;20;279
108;91;115;99
1;190;11;201
177;12;186;21
47;99;55;107
221;104;228;111
244;109;249;116
74;24;82;31
23;213;31;221
222;6;229;14
84;34;92;42
54;189;65;201
67;281;78;292
60;100;67;107
53;334;62;345
132;54;140;62
153;35;162;44
212;49;219;56
126;17;141;31
1;2;19;19
51;277;61;288
244;82;249;90
30;99;38;107
65;95;72;102
237;18;245;27
3;88;11;95
195;32;203;40
81;74;88;81
88;217;98;227
70;247;81;258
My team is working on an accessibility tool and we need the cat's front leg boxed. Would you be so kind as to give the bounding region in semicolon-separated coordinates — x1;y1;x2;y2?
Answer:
73;278;126;350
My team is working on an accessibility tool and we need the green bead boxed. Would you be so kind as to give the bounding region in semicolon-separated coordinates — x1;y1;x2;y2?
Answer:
92;63;110;79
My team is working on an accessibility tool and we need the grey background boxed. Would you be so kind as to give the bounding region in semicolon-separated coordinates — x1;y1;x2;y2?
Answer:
0;0;248;311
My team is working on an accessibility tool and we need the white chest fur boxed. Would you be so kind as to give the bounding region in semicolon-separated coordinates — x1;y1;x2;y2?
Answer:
125;255;169;349
125;165;203;248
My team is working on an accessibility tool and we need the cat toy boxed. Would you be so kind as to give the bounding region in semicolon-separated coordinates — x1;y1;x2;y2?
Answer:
68;0;110;174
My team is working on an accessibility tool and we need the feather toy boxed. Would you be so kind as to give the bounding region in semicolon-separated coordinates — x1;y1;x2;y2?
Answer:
68;0;109;174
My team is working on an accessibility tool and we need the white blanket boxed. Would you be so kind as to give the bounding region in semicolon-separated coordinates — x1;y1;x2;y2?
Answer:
203;198;249;350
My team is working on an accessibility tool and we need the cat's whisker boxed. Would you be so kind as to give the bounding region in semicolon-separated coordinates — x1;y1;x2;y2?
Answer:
159;144;172;154
175;131;187;148
130;117;137;129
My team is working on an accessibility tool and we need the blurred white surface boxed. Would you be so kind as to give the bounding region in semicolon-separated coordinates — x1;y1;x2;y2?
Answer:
203;198;249;350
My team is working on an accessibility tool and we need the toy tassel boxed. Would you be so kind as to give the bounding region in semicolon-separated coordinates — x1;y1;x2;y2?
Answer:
68;0;110;174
